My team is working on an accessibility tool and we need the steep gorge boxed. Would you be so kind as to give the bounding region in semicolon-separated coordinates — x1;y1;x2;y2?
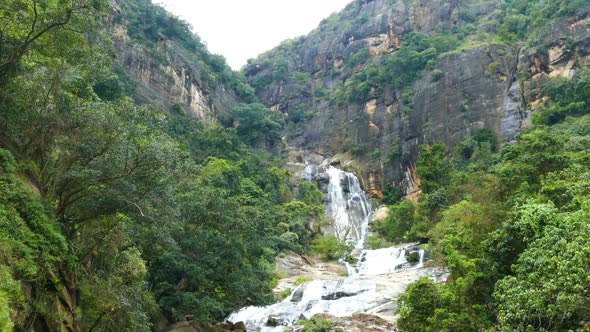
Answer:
2;0;590;330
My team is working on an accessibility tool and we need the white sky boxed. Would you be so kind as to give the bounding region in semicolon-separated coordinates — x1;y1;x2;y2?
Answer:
155;0;351;70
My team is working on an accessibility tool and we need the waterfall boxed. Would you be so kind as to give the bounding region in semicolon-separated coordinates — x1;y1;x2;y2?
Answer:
325;166;372;249
227;164;433;331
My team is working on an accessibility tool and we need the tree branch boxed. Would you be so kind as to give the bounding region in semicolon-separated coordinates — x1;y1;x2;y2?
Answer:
22;8;73;51
24;0;39;44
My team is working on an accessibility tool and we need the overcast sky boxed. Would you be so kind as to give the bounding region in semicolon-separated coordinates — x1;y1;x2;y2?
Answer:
154;0;351;70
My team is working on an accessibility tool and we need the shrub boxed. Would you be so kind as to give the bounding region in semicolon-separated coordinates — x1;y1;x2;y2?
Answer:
298;315;333;332
311;236;352;260
431;69;444;82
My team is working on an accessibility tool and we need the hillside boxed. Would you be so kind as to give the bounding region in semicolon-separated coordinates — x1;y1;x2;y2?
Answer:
245;0;590;199
0;0;300;330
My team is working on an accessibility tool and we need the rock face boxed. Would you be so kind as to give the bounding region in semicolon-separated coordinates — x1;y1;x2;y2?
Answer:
107;1;241;121
245;0;590;194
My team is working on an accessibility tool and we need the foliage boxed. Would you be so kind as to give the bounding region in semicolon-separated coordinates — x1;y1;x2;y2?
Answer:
398;276;490;332
342;32;460;103
2;0;590;330
311;235;352;261
382;183;403;205
454;128;498;170
0;0;306;328
498;0;590;42
430;69;444;82
349;143;366;158
534;69;590;125
231;103;284;148
365;235;392;250
399;91;590;330
297;181;324;206
250;55;290;91
0;0;108;83
0;265;20;331
416;144;452;194
494;207;590;331
398;278;442;332
373;200;416;243
275;200;324;253
298;315;333;332
294;277;313;286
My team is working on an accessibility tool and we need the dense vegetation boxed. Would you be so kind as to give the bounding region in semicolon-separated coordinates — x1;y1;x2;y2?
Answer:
1;0;590;330
375;70;590;331
335;32;460;104
0;0;324;329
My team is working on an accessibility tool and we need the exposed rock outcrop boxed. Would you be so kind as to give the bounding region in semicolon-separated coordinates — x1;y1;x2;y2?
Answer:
308;313;398;332
107;1;241;121
247;0;590;194
166;320;246;332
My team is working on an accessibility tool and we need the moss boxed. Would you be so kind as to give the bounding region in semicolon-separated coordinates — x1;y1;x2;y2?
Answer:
294;277;313;286
275;288;292;301
485;62;499;77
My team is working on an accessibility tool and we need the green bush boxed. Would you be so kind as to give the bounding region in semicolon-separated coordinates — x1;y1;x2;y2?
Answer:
430;69;444;82
373;200;416;243
311;236;352;260
365;235;391;250
298;315;333;332
533;70;590;125
350;144;366;159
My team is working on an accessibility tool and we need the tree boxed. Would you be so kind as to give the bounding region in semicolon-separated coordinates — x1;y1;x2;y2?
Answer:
494;209;590;331
311;235;352;261
373;200;416;242
231;103;284;147
398;278;442;332
0;0;106;83
417;144;452;194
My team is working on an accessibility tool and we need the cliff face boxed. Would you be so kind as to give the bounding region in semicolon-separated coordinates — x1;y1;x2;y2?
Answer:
107;1;242;121
245;0;590;195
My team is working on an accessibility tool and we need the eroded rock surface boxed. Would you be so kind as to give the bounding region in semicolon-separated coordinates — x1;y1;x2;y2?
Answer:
246;0;590;195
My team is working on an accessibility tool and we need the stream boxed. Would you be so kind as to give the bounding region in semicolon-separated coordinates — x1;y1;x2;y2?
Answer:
228;164;441;331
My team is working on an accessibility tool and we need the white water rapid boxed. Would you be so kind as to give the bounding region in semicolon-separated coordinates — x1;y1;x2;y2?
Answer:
228;164;438;331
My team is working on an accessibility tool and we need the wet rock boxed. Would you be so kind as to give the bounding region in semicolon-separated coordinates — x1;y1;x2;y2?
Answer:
233;321;247;331
321;290;362;300
166;321;238;332
310;313;398;332
266;316;278;327
290;284;306;302
501;80;526;142
405;251;420;264
314;172;330;184
340;176;350;193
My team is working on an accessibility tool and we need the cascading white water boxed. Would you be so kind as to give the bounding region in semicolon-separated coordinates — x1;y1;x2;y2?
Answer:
227;164;431;331
325;166;371;249
351;244;425;276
